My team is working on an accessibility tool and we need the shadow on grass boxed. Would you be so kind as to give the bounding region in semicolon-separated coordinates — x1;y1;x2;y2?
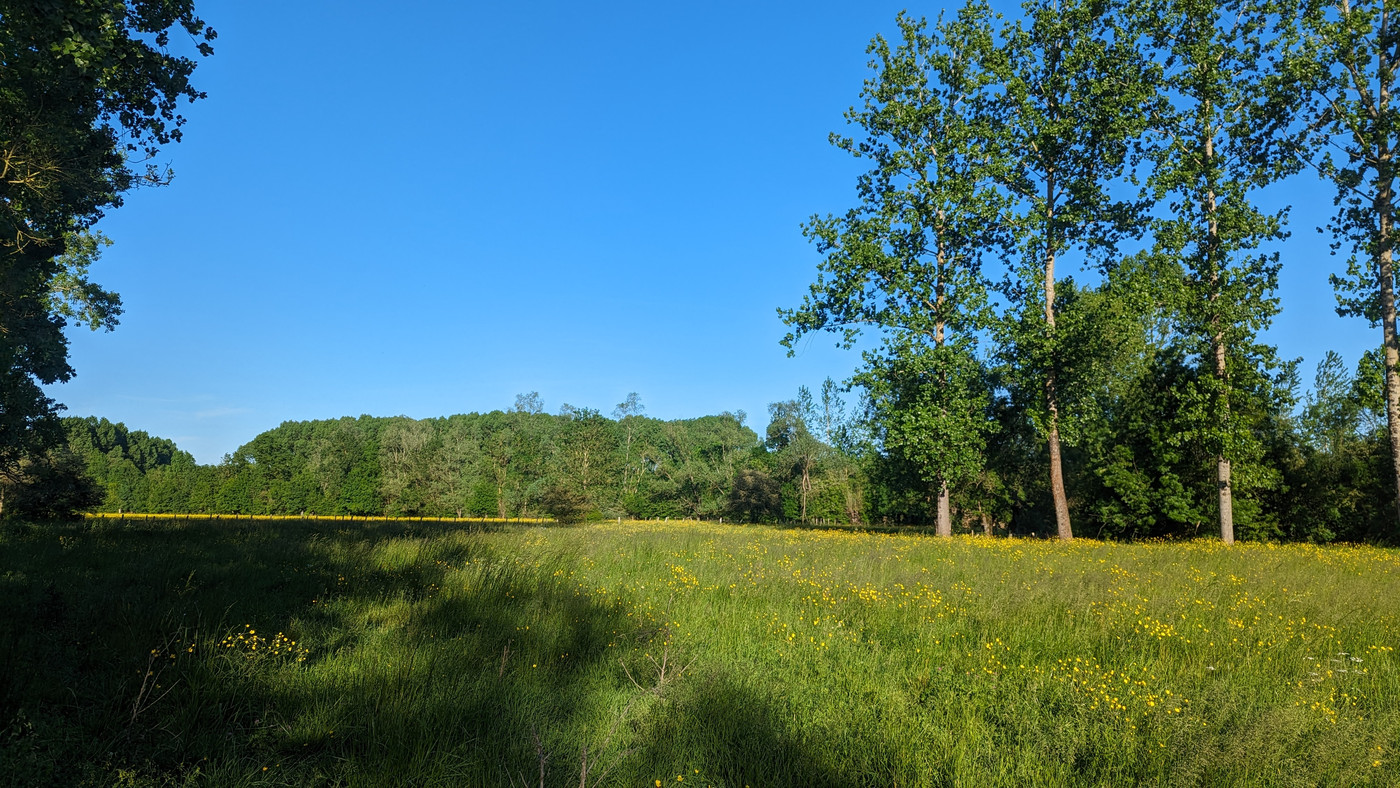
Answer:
0;518;853;787
627;668;871;788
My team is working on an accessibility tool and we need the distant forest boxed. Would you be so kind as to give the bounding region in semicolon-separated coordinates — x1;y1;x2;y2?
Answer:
36;363;1394;543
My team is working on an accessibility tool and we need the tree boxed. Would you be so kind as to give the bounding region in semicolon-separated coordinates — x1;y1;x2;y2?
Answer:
984;0;1155;540
379;418;433;515
0;444;100;520
553;407;616;515
513;392;544;414
782;8;1004;536
1301;351;1363;455
304;417;379;514
766;398;827;523
1352;347;1390;435
1137;0;1299;544
1281;0;1400;530
48;231;122;332
1;2;215;485
729;467;782;523
613;392;645;497
863;337;991;534
810;378;867;524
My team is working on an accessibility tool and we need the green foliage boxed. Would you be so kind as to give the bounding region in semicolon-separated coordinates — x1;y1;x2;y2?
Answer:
46;230;122;332
61;408;774;522
1132;0;1301;541
728;468;782;523
1276;0;1400;526
0;0;215;483
0;445;100;520
1301;351;1363;454
63;416;198;513
862;340;991;495
782;9;1004;525
1278;0;1400;324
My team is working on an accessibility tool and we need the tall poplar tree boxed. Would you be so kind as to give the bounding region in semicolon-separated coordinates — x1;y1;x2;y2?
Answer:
1138;0;1297;544
984;0;1153;540
781;7;1004;537
1282;0;1400;529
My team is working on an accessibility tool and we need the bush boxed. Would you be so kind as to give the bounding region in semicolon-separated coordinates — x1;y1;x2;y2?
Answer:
2;448;101;520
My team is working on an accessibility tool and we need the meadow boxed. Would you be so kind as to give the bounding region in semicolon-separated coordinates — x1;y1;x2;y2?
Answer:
1;518;1398;787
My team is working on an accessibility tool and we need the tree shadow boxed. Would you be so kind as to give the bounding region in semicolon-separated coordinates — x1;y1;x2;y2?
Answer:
625;668;874;787
1;518;890;786
1;519;864;786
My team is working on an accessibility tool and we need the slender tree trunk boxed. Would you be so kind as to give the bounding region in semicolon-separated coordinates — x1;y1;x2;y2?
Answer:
980;507;992;537
800;462;810;524
1367;22;1400;525
932;278;955;539
1046;405;1072;540
1204;122;1235;544
1209;330;1234;545
1376;173;1400;527
1043;175;1073;541
1213;329;1235;544
936;478;952;537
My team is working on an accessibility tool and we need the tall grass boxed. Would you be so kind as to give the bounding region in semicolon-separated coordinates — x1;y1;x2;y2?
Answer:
1;518;1397;786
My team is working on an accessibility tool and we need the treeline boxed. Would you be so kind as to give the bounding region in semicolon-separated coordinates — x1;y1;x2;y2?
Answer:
53;398;814;523
20;360;1392;543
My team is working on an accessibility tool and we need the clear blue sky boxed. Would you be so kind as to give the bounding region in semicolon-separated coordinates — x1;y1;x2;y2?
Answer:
50;0;1373;464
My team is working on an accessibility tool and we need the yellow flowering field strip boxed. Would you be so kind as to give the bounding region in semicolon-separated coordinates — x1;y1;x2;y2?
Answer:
83;511;555;524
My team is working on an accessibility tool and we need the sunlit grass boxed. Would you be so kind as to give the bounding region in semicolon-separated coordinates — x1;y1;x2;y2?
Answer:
2;518;1397;785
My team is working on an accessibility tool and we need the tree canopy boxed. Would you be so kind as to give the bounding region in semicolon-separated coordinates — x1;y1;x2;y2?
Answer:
0;0;215;487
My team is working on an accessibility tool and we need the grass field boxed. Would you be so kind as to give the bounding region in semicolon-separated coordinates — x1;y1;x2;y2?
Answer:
2;518;1398;786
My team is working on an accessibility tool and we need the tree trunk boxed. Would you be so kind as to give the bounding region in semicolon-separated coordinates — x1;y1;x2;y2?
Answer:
1376;185;1400;527
1368;13;1400;524
1046;404;1072;541
800;462;810;524
1044;173;1072;541
1213;322;1235;545
1217;455;1234;544
936;478;952;537
1044;269;1073;542
1199;110;1236;544
1372;0;1400;536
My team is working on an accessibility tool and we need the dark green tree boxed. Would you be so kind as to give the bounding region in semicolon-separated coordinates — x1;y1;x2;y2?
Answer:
984;0;1155;540
766;398;827;523
549;406;615;516
1137;0;1299;544
728;467;782;523
1279;0;1400;530
1300;351;1363;455
782;8;1003;536
0;2;215;485
0;445;100;520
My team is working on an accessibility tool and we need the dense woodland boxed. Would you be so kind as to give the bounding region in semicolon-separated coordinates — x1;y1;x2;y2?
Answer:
6;0;1400;544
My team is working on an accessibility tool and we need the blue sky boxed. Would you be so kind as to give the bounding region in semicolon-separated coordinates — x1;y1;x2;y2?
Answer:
50;0;1373;464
